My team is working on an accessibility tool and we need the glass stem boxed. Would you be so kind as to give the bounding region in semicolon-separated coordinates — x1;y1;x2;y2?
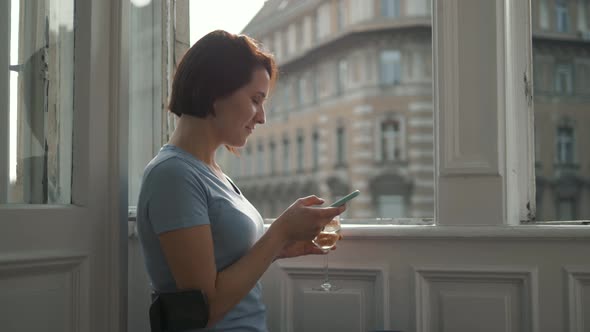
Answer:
323;253;329;284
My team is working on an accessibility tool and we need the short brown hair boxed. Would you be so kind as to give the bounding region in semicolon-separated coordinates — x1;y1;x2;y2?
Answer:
168;30;277;118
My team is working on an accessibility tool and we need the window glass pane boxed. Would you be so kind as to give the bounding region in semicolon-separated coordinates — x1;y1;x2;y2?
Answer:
380;50;401;85
282;138;290;174
3;0;74;204
532;0;590;221
189;1;434;223
296;132;304;172
336;127;346;165
257;142;265;175
381;0;401;18
128;0;164;207
378;195;405;218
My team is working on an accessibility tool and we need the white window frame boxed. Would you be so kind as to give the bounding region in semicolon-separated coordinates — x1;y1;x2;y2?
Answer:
431;0;536;227
342;0;590;233
147;1;590;239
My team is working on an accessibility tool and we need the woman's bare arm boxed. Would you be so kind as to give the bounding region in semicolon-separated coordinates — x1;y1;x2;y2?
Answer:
159;196;345;327
159;223;285;326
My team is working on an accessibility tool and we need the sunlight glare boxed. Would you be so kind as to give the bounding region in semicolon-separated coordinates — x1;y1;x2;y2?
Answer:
189;0;266;44
9;0;19;183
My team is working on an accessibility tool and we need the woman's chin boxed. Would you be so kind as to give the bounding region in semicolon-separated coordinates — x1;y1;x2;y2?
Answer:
229;139;247;148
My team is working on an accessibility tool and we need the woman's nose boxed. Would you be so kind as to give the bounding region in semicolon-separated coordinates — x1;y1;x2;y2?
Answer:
256;107;266;124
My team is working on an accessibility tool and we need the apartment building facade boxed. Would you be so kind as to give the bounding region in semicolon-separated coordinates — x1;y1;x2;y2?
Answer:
219;0;590;222
223;0;435;221
532;0;590;221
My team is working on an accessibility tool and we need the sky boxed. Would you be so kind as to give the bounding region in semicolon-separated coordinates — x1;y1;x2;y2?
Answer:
9;0;266;182
189;0;267;44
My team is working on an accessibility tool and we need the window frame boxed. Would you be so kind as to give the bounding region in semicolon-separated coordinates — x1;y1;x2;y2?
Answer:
126;1;590;237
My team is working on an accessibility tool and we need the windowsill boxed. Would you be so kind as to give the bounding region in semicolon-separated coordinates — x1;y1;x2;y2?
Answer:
128;206;590;240
261;221;590;239
337;223;590;239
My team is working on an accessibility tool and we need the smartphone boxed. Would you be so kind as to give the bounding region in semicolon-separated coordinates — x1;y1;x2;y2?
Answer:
329;190;360;207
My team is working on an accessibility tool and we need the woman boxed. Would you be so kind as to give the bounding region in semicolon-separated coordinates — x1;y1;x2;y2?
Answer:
136;30;345;331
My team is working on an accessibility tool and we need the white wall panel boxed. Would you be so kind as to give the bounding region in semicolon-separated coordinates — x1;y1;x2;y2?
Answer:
565;266;590;332
276;262;390;332
415;266;538;332
0;252;88;332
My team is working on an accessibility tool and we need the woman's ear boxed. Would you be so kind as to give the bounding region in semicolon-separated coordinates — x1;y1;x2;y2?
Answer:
210;101;218;117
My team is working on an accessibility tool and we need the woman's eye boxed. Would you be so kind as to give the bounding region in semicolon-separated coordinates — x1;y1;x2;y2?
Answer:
252;98;261;105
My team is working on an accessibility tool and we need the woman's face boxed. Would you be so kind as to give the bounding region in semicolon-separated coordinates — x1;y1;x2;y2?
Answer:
212;67;270;147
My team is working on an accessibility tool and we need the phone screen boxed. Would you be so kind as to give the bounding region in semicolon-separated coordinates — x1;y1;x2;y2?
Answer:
329;190;360;207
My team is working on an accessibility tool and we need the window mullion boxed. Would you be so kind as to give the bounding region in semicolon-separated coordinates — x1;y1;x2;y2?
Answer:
434;0;530;226
0;1;9;203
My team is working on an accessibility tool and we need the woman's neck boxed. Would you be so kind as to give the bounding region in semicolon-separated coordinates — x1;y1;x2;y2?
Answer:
168;115;219;168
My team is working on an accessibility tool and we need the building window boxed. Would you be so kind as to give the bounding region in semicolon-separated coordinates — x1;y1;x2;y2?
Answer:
316;3;331;40
273;30;283;60
317;62;334;99
338;0;347;31
312;71;319;103
283;82;292;111
539;0;549;30
257;142;265;175
298;76;307;106
575;62;590;95
556;125;574;164
337;59;348;94
302;15;313;49
556;0;569;33
287;23;297;56
269;140;276;175
381;0;401;18
377;195;405;218
557;198;576;220
244;146;252;177
555;64;573;95
533;56;551;93
382;119;401;161
380;50;402;85
312;131;320;170
336;127;346;165
262;37;272;52
296;133;304;172
5;0;76;204
282;137;291;174
350;0;374;23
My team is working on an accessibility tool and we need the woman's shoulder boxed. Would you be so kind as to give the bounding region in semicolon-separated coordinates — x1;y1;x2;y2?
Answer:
143;152;207;189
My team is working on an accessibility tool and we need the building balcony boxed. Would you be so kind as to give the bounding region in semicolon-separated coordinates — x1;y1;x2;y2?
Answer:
553;162;580;179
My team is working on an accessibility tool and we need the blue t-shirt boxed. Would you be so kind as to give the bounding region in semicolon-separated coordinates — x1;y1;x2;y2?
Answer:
136;144;267;331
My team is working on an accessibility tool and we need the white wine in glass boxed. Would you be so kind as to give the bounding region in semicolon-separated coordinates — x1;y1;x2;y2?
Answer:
312;217;341;291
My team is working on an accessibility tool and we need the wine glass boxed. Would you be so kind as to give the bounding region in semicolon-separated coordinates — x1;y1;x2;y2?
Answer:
312;216;341;292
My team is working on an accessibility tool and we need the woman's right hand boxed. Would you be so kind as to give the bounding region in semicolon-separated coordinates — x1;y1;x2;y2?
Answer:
270;195;346;244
